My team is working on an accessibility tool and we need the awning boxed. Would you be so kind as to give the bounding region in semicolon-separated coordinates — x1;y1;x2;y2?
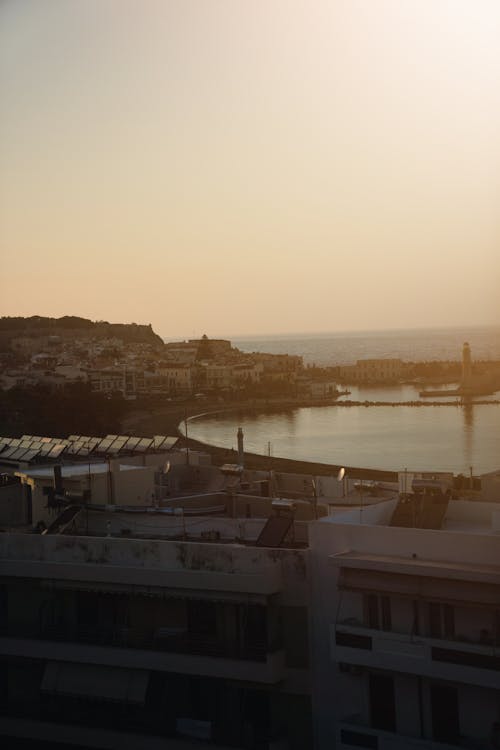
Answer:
338;567;500;606
41;662;149;704
41;579;268;604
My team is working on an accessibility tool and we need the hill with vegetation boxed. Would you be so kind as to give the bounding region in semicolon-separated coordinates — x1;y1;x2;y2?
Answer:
0;316;164;348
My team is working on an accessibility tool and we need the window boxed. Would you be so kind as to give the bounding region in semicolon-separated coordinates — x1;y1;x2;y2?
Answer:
364;595;391;631
430;683;459;744
412;600;420;636
428;603;454;639
187;601;217;637
369;673;396;731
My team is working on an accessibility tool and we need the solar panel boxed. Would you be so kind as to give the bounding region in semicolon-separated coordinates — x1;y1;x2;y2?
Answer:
66;441;84;455
19;449;40;463
67;435;80;441
96;438;114;452
8;448;30;461
79;436;92;442
256;516;293;548
105;435;118;440
153;435;168;448
30;441;43;450
46;505;81;534
48;444;66;458
19;440;34;449
124;437;141;450
21;435;33;441
77;447;91;456
40;437;52;443
107;436;128;453
158;436;178;451
134;438;154;452
0;446;19;459
39;444;53;456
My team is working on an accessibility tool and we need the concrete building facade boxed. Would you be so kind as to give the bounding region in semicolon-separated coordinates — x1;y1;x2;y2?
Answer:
309;499;500;750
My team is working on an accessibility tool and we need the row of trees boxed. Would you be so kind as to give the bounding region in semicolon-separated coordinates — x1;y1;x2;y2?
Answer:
0;383;127;437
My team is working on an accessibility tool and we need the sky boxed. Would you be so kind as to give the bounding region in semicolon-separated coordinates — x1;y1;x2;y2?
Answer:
1;0;500;338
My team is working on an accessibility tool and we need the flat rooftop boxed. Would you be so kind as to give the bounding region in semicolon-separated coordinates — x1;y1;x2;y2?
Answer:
320;497;500;536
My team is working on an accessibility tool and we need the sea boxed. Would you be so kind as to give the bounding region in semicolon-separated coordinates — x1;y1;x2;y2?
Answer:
185;325;500;474
232;325;500;366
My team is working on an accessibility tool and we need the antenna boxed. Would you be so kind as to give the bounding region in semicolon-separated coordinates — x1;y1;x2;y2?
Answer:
311;479;317;519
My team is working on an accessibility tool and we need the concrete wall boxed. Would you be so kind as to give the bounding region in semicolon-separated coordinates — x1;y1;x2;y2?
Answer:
0;482;25;526
0;533;309;605
82;510;310;546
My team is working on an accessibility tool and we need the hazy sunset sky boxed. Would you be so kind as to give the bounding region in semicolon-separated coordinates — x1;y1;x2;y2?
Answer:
1;0;499;337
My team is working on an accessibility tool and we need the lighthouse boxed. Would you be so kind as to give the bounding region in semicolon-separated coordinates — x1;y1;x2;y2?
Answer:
462;342;472;389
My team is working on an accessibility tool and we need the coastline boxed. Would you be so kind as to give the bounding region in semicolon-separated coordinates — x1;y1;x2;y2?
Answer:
121;396;407;481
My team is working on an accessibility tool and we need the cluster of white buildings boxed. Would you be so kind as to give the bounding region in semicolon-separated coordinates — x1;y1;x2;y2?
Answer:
0;432;498;749
1;333;305;398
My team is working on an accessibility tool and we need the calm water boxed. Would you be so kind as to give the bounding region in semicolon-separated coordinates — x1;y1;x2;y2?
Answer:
187;401;500;474
185;327;500;473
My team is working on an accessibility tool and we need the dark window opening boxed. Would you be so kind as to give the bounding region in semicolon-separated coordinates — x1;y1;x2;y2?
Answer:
187;600;217;637
369;673;396;732
431;683;459;745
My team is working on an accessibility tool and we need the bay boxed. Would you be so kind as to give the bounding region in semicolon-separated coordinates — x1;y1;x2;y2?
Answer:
188;325;500;474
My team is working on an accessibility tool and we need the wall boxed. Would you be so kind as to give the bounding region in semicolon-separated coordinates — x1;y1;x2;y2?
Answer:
0;482;25;526
0;533;309;606
307;501;500;749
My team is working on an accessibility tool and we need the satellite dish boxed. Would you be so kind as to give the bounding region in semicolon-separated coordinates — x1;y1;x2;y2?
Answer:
337;467;345;482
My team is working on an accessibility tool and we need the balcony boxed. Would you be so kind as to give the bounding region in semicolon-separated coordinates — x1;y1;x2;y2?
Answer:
0;623;285;683
333;622;500;689
338;718;483;750
37;622;277;661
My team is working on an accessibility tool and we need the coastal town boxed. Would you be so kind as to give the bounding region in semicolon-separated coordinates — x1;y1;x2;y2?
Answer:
3;1;500;748
0;317;499;749
2;317;500;402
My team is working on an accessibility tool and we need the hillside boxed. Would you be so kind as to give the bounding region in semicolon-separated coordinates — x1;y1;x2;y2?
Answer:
0;316;164;348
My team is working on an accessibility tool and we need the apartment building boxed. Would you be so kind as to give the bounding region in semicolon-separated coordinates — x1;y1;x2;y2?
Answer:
309;495;500;750
0;492;313;749
88;368;145;396
156;363;194;394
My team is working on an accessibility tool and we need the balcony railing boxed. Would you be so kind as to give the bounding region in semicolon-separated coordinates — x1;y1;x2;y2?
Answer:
339;717;486;750
5;622;279;662
336;617;500;649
